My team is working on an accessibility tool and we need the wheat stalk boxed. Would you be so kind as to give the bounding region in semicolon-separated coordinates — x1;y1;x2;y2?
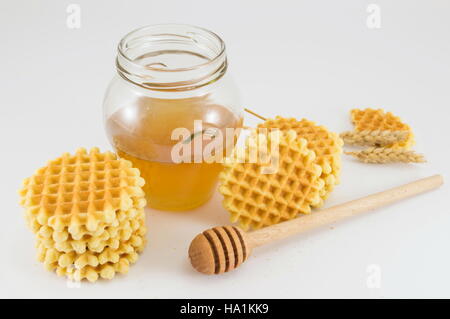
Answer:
340;130;408;146
345;147;426;164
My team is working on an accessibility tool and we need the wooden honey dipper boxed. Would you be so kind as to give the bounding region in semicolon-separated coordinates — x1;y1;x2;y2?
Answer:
189;175;443;275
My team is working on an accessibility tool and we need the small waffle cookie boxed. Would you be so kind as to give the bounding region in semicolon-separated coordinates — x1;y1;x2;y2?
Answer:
219;130;324;230
36;211;146;254
56;259;135;282
350;108;414;149
20;147;146;233
29;207;144;243
36;234;145;269
36;227;146;282
258;116;343;202
38;244;142;282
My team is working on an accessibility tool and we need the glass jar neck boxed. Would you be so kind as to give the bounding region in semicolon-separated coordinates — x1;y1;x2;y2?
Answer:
116;24;227;92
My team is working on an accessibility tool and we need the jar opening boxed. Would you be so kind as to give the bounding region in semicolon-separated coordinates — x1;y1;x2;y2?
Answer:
116;24;227;91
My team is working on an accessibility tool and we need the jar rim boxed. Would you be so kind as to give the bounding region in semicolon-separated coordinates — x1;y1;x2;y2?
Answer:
117;23;226;73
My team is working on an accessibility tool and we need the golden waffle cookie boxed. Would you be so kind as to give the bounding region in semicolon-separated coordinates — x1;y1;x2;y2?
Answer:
37;238;144;282
36;211;146;253
35;218;146;282
350;108;414;149
19;147;146;232
258;116;343;202
36;233;145;269
34;211;146;281
56;256;138;282
57;259;135;282
28;206;144;244
219;130;324;230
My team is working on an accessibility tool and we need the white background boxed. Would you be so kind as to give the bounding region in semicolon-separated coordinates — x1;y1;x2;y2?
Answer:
1;0;449;298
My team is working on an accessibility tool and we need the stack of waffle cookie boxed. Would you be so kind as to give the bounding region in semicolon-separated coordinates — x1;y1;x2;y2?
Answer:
19;148;147;282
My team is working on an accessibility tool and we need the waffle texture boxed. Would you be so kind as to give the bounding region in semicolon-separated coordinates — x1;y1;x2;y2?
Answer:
350;108;414;149
219;130;324;230
19;148;147;282
258;116;343;202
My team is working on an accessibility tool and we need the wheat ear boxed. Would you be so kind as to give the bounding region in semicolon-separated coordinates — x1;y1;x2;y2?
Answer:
345;147;426;164
340;130;408;146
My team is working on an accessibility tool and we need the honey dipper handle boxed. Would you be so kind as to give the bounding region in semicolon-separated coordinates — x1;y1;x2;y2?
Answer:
247;175;444;248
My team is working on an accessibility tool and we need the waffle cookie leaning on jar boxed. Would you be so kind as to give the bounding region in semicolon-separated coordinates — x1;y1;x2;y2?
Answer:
19;148;147;282
257;116;343;204
218;130;326;231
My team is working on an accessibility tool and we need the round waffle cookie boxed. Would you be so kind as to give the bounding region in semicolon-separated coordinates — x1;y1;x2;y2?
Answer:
350;108;414;149
37;238;144;282
257;116;343;203
18;148;147;281
36;210;146;254
36;232;145;270
219;130;324;230
20;148;146;234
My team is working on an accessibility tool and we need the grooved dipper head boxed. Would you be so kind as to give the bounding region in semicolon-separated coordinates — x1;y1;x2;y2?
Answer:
188;226;250;275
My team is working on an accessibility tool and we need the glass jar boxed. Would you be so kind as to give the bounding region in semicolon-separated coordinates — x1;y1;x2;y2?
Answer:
103;24;243;211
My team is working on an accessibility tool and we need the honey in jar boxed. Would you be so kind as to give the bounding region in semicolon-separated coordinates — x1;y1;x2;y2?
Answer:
106;97;242;210
103;24;242;211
